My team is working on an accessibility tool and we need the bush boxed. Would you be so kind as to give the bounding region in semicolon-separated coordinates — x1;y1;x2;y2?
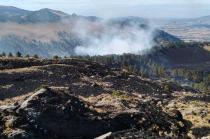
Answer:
25;54;30;58
8;52;13;57
53;55;59;60
1;52;6;57
164;85;171;92
33;54;39;59
16;51;22;57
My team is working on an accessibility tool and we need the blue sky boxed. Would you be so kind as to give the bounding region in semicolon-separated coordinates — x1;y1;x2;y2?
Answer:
1;0;210;18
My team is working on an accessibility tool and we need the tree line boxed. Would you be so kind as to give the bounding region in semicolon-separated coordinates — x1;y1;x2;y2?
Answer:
71;54;210;93
0;51;39;58
0;51;209;93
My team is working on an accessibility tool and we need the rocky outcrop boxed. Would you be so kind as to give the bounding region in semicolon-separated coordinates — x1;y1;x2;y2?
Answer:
0;87;191;139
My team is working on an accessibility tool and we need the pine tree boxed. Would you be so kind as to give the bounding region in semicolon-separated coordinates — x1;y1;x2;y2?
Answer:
2;52;6;57
25;54;30;58
16;51;22;57
53;55;59;60
33;54;39;59
8;52;13;57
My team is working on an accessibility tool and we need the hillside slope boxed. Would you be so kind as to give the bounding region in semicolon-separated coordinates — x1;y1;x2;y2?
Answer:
149;45;210;67
0;58;209;138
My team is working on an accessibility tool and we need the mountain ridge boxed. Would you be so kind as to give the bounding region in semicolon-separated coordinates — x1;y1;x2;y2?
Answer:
0;5;182;57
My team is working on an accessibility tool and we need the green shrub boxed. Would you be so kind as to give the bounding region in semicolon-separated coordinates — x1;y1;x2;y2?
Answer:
164;85;171;92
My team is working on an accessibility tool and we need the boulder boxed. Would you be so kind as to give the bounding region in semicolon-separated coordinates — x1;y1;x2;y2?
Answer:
0;87;191;139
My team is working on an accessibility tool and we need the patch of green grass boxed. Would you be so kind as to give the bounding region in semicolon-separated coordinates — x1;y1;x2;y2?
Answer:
111;90;128;99
191;100;202;106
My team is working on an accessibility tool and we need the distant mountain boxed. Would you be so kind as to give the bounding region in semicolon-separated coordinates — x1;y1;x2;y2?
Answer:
0;6;71;23
156;15;210;42
22;8;69;23
193;15;210;24
0;6;30;22
0;5;29;16
108;16;149;28
0;6;182;57
108;16;181;44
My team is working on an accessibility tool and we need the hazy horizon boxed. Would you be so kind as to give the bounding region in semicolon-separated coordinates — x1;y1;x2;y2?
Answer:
1;0;210;18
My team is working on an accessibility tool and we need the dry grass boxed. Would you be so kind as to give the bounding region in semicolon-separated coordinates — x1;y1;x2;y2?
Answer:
182;102;210;127
162;24;210;42
0;92;32;105
204;46;210;52
0;67;40;74
82;92;141;114
0;20;105;43
170;92;210;138
0;22;72;42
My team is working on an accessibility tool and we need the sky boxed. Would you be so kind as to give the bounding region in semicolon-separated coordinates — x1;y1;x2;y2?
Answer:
1;0;210;18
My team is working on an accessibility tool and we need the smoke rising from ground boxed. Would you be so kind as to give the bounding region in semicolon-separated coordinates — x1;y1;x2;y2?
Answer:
73;19;156;56
0;17;158;57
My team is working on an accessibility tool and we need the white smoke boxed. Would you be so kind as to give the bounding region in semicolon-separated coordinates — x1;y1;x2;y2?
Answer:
0;17;157;57
73;18;156;56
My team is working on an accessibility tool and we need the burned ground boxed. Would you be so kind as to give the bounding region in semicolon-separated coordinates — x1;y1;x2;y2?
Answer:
0;58;209;139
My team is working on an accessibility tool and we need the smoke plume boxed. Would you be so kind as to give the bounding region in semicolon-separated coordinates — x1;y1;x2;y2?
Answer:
73;18;156;56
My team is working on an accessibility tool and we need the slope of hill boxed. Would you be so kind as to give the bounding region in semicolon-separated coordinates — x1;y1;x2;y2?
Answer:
149;45;210;67
0;57;209;138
